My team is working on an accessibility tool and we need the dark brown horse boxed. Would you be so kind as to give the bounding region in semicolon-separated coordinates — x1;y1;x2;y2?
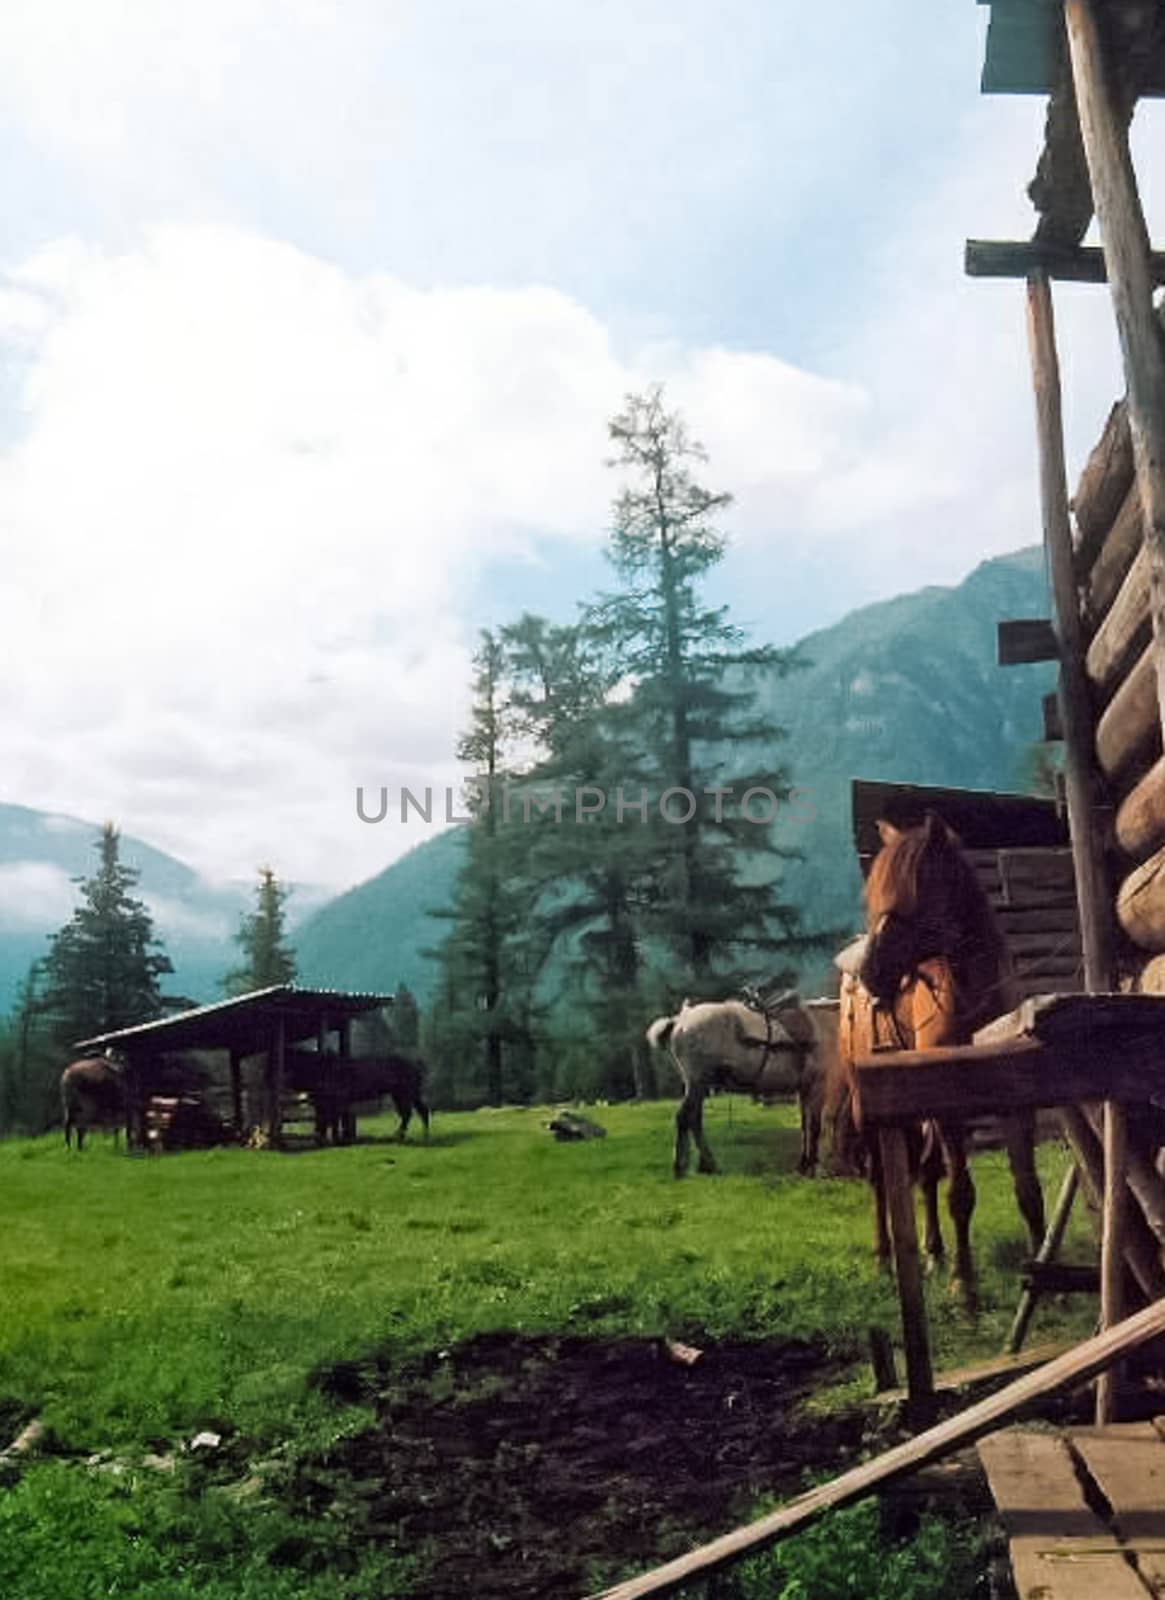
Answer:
287;1051;431;1145
833;811;1046;1310
61;1054;126;1150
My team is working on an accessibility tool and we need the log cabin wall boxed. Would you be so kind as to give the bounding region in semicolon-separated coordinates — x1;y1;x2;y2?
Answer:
1073;396;1165;991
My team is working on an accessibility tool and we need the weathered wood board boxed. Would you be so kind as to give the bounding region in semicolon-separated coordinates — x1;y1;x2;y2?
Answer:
978;1429;1153;1599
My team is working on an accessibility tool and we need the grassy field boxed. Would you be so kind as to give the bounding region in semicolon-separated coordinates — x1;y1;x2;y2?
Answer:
0;1099;1097;1598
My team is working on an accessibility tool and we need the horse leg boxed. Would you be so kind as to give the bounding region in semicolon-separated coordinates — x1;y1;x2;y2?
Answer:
918;1123;945;1273
416;1091;431;1141
940;1124;977;1312
691;1090;718;1174
798;1086;821;1176
673;1096;692;1178
1004;1112;1046;1255
393;1091;411;1142
868;1140;892;1271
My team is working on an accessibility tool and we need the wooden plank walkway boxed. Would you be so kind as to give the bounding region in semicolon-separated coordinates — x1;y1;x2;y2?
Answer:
979;1423;1165;1598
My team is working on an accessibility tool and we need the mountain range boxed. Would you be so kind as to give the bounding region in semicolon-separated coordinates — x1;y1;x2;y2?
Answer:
0;546;1055;1015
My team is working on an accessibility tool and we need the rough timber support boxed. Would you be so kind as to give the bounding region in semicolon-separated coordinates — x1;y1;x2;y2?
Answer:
1026;268;1113;992
1067;0;1165;756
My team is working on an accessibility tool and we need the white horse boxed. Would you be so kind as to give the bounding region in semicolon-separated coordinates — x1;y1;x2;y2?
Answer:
647;994;833;1177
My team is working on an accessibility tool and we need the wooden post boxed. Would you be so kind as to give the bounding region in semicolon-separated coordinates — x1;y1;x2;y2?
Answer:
878;1126;934;1420
1097;1102;1129;1423
1026;268;1113;992
1007;1163;1079;1355
229;1048;243;1137
266;1015;286;1147
1066;0;1165;750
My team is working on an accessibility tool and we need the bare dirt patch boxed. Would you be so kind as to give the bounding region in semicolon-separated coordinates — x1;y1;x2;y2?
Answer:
297;1332;864;1598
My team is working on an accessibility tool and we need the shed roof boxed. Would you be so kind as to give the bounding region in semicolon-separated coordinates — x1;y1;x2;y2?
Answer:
852;779;1068;869
75;984;393;1058
979;0;1165;96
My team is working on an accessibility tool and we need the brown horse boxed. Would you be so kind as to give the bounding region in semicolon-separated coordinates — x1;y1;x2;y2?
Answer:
833;811;1046;1310
61;1054;126;1150
286;1050;431;1145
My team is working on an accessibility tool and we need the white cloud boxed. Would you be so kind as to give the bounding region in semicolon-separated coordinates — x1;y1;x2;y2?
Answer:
0;223;863;887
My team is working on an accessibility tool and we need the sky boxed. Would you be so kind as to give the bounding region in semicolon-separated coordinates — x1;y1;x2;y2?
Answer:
1;0;1163;895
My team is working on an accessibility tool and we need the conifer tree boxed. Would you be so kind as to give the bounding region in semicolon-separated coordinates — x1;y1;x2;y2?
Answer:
502;613;655;1098
432;629;533;1104
594;384;808;990
224;866;297;995
41;823;173;1046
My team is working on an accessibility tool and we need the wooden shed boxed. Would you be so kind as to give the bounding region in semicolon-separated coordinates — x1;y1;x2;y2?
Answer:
75;983;395;1149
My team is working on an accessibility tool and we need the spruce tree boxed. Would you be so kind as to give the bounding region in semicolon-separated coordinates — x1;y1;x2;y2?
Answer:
432;629;533;1105
41;823;173;1046
502;613;655;1098
595;384;808;990
224;866;297;995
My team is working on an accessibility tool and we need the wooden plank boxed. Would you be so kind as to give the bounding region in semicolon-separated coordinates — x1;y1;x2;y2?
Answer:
995;907;1082;935
1086;540;1151;694
1098;1102;1130;1423
1117;845;1165;951
978;1431;1152;1600
999;617;1060;664
1021;1260;1098;1296
1071;1426;1165;1594
1067;0;1165;768
1096;640;1160;780
854;1032;1165;1127
967;237;1165;285
1044;689;1066;742
1009;1168;1084;1355
1117;756;1165;862
878;1340;1077;1407
1058;1105;1165;1303
1074;400;1135;571
1085;479;1143;633
878;1125;934;1416
588;1297;1165;1600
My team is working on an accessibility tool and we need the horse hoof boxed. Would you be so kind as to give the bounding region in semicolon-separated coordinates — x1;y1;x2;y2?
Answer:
948;1276;978;1314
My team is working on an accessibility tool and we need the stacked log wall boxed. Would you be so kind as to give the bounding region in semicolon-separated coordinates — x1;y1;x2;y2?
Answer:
1073;399;1165;988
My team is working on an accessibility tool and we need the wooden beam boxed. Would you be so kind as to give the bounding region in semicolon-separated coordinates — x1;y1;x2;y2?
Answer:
878;1126;934;1417
854;1032;1165;1126
1085;540;1151;693
266;1014;286;1147
998;617;1059;664
1084;478;1142;630
588;1296;1165;1600
229;1048;243;1136
1096;639;1159;780
1097;1101;1129;1422
1075;401;1135;575
1067;0;1165;761
1116;755;1165;859
1058;1104;1165;1302
1027;270;1114;989
967;238;1165;284
1008;1165;1082;1354
1042;691;1065;742
1117;844;1165;950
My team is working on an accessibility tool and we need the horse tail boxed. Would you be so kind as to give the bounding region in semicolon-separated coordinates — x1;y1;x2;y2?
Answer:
646;1015;676;1052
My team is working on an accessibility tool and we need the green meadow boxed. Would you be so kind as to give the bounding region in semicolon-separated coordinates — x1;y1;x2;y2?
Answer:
0;1101;1095;1598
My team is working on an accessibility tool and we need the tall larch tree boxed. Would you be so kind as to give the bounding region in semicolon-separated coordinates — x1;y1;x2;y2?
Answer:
595;384;809;991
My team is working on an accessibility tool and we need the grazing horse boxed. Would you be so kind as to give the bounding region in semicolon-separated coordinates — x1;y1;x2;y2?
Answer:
61;1054;126;1150
833;810;1046;1310
287;1051;431;1145
646;993;828;1177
